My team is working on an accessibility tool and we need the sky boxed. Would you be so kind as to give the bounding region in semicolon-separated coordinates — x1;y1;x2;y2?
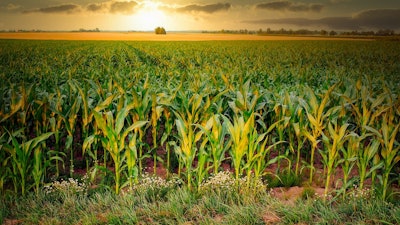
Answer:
1;0;400;31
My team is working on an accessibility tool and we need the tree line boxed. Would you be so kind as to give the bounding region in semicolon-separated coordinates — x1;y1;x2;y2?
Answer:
204;28;399;36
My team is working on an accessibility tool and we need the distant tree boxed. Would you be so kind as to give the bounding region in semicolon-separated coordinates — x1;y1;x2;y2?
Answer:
376;29;395;36
155;27;166;35
329;30;337;36
320;30;328;36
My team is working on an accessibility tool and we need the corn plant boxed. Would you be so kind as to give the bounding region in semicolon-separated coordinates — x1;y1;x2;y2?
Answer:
53;84;81;177
366;116;400;200
32;144;64;195
91;102;147;194
321;122;350;200
271;91;292;172
0;84;33;130
3;129;53;195
124;133;139;189
338;133;359;199
228;79;265;120
0;132;10;193
244;118;284;188
195;114;231;174
173;114;202;190
222;113;254;183
161;106;174;177
194;137;212;190
301;83;340;183
342;84;389;136
130;86;152;174
150;94;164;174
292;121;307;176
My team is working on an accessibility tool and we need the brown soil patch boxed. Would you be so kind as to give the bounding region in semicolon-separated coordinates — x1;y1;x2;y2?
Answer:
0;32;373;41
271;186;325;204
262;211;281;224
2;219;23;225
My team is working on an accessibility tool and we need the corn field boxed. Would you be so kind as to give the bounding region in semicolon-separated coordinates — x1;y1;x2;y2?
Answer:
0;40;399;199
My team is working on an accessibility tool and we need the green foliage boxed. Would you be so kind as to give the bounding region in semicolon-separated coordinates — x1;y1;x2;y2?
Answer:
0;39;399;203
155;27;166;35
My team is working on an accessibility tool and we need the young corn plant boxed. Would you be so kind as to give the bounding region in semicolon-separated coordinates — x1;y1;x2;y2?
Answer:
244;118;284;189
150;94;164;174
292;121;307;176
130;87;152;174
32;144;64;195
124;133;139;189
357;137;381;191
338;133;359;199
320;122;350;200
194;137;212;191
271;92;291;172
301;83;340;183
228;79;265;121
0;132;11;193
3;129;53;195
54;84;81;177
173;113;202;190
170;89;227;188
366;116;400;200
342;84;389;136
195;114;231;175
161;106;174;177
91;102;147;194
0;84;33;131
222;113;255;184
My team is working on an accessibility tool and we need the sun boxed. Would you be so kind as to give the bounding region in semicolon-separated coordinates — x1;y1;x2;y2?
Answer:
134;1;167;31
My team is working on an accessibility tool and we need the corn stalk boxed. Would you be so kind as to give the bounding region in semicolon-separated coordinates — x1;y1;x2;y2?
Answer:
92;103;147;194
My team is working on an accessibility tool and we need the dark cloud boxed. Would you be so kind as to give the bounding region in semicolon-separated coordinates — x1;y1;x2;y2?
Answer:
355;9;400;29
109;1;138;14
256;1;324;12
22;1;139;15
86;3;107;12
256;1;290;10
176;3;231;14
243;8;400;30
23;4;81;14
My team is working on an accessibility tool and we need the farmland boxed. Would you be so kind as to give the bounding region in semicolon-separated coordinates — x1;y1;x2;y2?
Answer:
1;38;400;224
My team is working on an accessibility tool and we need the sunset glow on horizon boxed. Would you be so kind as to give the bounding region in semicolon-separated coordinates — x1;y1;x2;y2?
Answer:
0;0;399;32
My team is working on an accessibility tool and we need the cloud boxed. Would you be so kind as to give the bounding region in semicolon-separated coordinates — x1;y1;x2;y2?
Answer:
243;8;400;30
6;3;21;11
176;3;231;14
23;4;81;14
256;1;324;12
22;1;140;15
355;9;400;29
329;0;350;3
86;3;108;13
109;1;138;14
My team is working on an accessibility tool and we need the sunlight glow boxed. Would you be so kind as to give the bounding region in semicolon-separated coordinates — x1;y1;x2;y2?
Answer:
133;1;167;31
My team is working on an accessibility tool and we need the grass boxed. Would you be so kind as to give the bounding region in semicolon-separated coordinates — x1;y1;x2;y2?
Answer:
2;187;399;224
1;174;400;225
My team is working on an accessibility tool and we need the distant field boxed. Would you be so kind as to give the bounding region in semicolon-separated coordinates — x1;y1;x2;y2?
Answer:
0;32;373;41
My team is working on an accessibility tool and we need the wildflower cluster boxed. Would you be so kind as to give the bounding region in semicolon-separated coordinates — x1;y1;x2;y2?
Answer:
123;173;182;199
346;185;373;200
199;171;267;194
43;177;88;196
